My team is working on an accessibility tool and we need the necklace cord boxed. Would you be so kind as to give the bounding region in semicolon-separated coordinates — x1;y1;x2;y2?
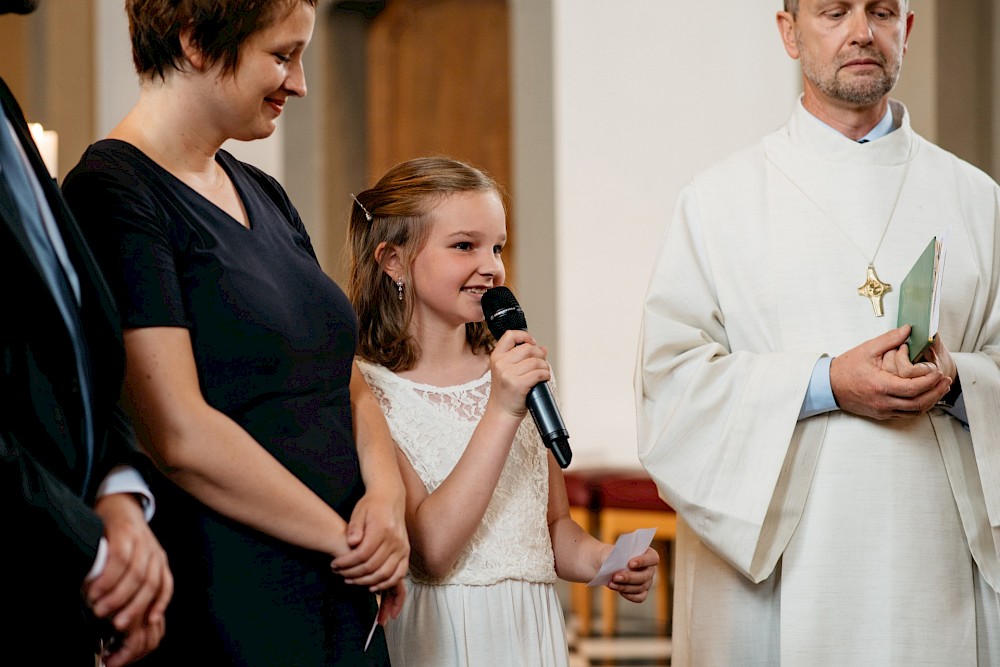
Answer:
765;137;916;266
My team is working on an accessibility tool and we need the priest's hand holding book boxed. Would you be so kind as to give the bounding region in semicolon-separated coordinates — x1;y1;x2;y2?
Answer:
831;232;958;421
830;326;954;421
881;331;958;403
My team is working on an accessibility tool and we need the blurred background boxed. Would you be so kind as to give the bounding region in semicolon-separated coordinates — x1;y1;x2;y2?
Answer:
1;0;996;469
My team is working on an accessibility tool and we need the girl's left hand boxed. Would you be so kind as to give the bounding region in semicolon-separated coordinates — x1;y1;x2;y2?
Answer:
607;547;659;603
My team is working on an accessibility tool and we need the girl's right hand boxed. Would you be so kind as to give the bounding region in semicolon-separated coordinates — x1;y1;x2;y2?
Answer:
488;329;551;418
377;580;407;625
331;482;409;590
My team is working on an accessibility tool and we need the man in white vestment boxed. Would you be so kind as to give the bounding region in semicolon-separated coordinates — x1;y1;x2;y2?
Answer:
636;1;1000;664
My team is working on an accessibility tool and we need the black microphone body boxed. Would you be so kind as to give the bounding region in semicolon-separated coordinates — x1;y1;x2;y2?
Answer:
481;287;572;468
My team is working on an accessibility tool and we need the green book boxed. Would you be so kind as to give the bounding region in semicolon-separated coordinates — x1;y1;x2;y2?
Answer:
896;232;949;362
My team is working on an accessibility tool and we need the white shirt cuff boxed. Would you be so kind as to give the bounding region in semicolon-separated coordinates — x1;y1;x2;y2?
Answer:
87;466;156;582
86;537;109;582
96;465;155;521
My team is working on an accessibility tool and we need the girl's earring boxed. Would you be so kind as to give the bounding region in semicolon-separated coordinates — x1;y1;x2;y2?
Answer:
396;278;404;301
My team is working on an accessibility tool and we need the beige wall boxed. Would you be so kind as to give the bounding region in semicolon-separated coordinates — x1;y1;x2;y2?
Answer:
934;0;995;175
893;0;938;141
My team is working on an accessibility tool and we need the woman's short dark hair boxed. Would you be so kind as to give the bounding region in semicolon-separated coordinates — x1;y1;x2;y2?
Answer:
126;0;316;80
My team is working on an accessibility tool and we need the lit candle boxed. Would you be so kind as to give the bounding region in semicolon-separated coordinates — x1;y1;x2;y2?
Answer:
28;123;58;178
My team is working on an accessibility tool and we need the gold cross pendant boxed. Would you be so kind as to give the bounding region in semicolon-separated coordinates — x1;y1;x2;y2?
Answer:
857;265;891;317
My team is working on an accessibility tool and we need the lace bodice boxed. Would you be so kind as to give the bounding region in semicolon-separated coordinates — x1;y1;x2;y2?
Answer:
358;359;557;586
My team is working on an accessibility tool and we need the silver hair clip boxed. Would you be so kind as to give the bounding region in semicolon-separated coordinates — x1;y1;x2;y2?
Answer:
350;193;373;222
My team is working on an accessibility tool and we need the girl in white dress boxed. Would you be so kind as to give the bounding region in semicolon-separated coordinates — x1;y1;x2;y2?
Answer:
347;157;658;666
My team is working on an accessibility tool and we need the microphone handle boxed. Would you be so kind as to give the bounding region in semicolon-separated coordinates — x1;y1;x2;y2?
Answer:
526;381;572;469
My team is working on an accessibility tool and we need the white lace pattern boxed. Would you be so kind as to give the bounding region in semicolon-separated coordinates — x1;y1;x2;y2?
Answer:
357;359;557;586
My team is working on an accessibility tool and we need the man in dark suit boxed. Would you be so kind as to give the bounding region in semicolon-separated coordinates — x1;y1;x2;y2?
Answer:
0;1;172;664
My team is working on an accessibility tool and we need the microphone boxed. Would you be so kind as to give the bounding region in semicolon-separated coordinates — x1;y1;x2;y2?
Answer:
481;287;572;469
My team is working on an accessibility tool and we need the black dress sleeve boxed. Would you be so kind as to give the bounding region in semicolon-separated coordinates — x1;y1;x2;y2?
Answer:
63;147;190;330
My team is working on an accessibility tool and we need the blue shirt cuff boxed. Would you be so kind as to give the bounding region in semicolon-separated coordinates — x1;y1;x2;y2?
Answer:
799;356;838;419
940;392;969;428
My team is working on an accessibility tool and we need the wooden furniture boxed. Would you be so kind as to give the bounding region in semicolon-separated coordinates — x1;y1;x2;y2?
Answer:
562;468;676;637
592;472;676;637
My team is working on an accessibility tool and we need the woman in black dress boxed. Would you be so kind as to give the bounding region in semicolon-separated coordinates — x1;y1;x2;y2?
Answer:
62;1;408;664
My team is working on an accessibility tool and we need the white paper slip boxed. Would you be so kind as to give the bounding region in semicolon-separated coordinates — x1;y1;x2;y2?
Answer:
364;593;381;651
587;527;656;587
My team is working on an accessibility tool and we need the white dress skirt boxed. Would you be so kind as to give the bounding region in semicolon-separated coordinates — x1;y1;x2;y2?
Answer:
386;579;568;667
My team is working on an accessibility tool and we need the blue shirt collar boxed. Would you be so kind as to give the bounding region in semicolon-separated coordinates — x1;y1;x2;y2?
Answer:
858;106;895;142
800;99;896;142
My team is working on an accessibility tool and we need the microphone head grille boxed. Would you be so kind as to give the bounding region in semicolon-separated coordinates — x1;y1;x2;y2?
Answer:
481;286;527;339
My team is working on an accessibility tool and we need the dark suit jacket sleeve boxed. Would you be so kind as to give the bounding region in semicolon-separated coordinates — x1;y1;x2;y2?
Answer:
0;75;148;586
0;431;104;584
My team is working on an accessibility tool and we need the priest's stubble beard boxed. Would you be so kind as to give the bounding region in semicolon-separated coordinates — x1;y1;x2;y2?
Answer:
795;28;902;106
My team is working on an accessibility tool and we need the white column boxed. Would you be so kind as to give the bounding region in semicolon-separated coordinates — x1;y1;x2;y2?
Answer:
513;0;800;466
95;0;137;140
